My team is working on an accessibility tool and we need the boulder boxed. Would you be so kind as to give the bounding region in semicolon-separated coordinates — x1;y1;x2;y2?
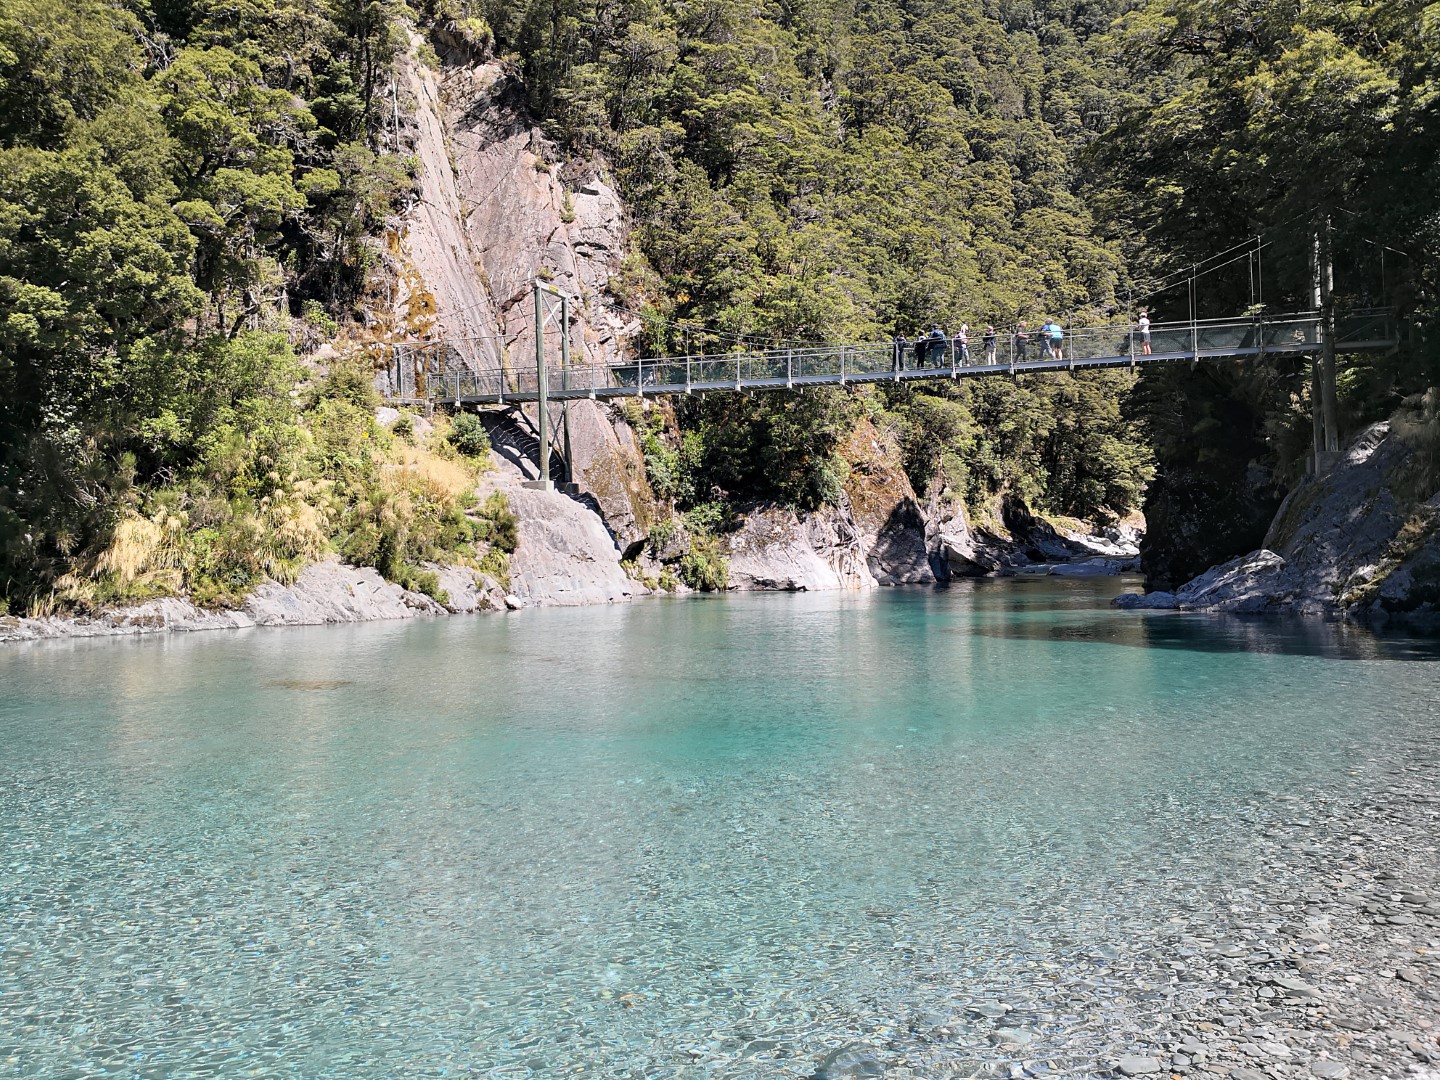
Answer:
724;505;875;591
496;481;636;607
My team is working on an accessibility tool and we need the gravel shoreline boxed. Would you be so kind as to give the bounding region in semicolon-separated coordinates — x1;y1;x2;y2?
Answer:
1091;751;1440;1080
825;725;1440;1080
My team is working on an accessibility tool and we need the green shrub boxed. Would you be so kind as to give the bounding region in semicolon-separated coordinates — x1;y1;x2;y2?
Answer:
477;546;510;589
404;568;449;606
448;412;491;458
473;491;519;552
392;412;415;444
678;537;728;591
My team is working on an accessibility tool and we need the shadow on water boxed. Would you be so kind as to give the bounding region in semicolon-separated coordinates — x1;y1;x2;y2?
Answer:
948;576;1440;660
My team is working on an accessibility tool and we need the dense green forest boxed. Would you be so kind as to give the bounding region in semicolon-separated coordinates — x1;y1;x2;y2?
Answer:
475;0;1436;547
1;0;1436;609
0;0;524;612
480;0;1158;521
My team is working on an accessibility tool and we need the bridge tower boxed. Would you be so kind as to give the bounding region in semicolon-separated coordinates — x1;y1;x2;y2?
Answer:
523;278;576;492
1312;222;1342;468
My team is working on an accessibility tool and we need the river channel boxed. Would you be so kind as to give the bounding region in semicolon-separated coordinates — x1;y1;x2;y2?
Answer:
2;579;1438;1077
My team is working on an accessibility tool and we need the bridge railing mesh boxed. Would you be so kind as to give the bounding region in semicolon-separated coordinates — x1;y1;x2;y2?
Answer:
411;311;1398;401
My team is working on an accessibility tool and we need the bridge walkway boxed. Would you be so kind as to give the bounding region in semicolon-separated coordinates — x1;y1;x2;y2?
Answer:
385;311;1397;406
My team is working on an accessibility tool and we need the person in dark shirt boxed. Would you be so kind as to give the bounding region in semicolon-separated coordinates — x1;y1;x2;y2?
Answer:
928;325;946;367
1014;322;1028;362
982;325;997;365
893;333;909;372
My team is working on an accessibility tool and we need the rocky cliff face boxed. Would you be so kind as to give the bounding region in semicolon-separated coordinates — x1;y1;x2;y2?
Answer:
383;38;969;593
718;418;944;590
391;34;659;550
1116;415;1440;624
1139;460;1285;592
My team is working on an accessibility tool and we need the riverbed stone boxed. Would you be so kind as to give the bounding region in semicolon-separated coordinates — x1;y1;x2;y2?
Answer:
1113;1056;1161;1076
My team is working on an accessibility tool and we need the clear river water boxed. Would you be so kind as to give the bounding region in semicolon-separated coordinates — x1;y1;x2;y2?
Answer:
2;578;1439;1078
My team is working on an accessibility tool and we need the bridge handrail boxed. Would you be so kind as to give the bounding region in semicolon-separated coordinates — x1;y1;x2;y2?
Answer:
385;309;1396;404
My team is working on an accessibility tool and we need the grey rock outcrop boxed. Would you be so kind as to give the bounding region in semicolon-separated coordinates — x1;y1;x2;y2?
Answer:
482;468;636;607
840;419;943;585
724;505;875;591
389;36;658;549
0;560;468;644
1115;418;1440;620
1113;549;1287;610
247;560;447;623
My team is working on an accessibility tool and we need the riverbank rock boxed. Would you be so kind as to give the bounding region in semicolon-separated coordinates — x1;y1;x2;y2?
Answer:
0;559;468;644
492;479;636;607
840;420;943;585
724;504;875;591
247;560;446;624
0;599;254;642
1115;416;1440;621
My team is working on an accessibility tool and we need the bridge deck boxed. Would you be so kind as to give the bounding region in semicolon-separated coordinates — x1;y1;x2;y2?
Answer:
402;312;1396;406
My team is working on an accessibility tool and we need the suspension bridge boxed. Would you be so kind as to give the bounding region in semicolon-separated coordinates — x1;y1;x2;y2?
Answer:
373;297;1397;490
387;308;1396;405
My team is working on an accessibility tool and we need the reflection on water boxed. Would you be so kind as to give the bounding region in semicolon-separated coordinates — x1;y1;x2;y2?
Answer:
1;579;1438;1077
961;576;1440;659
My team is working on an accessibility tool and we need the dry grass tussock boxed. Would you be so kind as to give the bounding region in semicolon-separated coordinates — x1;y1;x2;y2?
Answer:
56;509;189;608
256;488;330;583
386;441;480;501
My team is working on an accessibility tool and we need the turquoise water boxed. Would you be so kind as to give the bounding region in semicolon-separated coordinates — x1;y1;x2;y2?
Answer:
2;579;1438;1078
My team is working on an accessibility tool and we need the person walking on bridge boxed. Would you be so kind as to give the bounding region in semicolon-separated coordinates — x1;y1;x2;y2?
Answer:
1014;322;1028;363
1049;320;1064;362
1039;321;1055;359
983;325;997;365
955;323;970;365
893;332;909;372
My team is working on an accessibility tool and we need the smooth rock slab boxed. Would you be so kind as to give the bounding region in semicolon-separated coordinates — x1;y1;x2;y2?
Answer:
1113;1056;1162;1076
1311;1062;1350;1079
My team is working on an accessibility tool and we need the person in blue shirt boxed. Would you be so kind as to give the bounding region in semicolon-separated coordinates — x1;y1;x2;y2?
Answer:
1049;320;1064;362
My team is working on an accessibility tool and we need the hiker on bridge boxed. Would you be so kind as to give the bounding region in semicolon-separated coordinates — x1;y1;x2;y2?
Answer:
1048;320;1064;361
1137;311;1152;355
955;324;970;365
1014;322;1028;362
893;332;909;372
927;325;946;367
983;325;997;364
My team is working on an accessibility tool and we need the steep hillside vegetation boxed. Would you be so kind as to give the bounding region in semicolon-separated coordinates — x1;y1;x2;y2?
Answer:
3;0;1436;613
469;0;1159;530
0;0;517;613
1095;0;1440;586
